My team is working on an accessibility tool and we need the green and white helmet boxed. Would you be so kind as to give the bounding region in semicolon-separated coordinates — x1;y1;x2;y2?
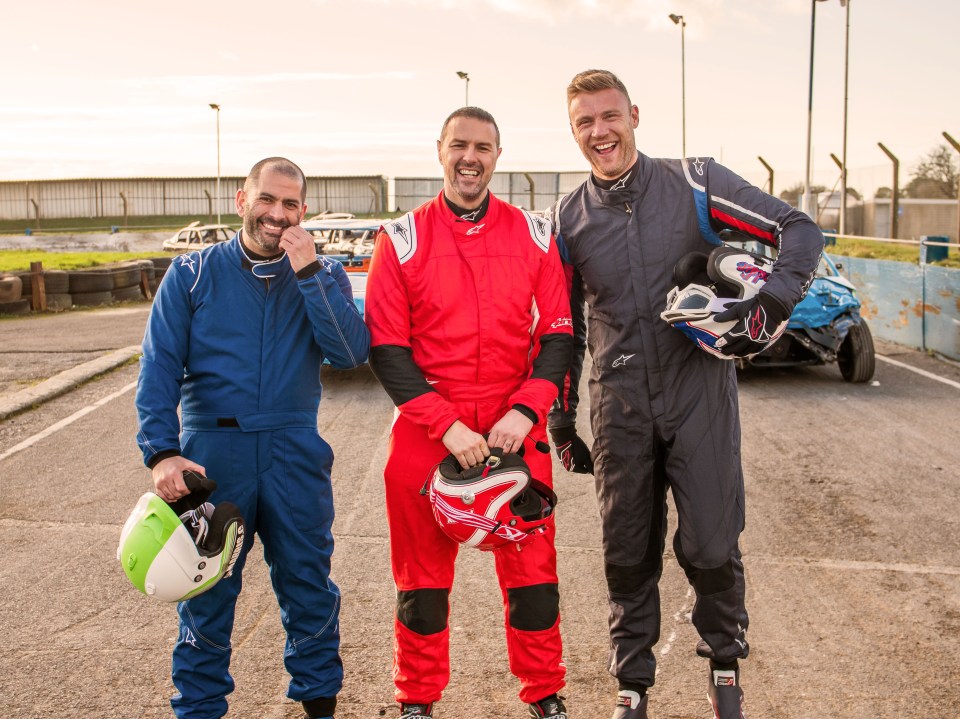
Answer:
117;472;244;602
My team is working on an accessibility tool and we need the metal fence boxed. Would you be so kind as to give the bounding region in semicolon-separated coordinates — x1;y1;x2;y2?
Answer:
0;176;388;221
394;172;589;212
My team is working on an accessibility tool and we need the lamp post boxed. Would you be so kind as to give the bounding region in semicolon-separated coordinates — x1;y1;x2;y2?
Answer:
209;103;221;226
669;13;686;158
803;0;830;217
456;71;470;106
839;0;850;235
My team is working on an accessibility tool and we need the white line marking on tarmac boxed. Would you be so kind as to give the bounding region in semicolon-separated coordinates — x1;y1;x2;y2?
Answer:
877;354;960;389
658;587;693;674
0;381;137;463
750;554;960;576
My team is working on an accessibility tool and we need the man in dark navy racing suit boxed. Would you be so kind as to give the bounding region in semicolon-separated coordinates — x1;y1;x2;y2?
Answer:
547;70;824;719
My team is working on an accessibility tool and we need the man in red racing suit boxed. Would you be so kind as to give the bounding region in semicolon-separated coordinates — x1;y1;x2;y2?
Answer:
365;107;574;719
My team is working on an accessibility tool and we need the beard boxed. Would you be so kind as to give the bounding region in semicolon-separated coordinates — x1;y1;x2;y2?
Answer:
242;212;287;255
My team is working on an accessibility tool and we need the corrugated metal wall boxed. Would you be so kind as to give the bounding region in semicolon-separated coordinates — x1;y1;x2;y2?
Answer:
0;176;388;220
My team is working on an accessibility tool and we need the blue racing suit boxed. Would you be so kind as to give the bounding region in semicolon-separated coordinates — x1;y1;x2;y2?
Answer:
136;233;370;719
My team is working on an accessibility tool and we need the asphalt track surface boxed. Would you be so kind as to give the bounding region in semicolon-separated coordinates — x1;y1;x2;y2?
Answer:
1;303;959;718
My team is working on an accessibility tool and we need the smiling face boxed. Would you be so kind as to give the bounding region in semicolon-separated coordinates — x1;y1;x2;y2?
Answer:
437;115;502;209
235;165;306;255
568;87;639;181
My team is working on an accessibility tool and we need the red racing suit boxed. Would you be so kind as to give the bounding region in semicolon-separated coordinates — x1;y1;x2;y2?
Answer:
365;192;573;705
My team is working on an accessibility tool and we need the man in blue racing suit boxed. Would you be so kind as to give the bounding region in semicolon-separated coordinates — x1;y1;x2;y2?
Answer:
547;70;824;719
136;157;370;719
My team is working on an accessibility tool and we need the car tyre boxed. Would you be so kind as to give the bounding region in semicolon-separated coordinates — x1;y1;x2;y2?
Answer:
0;275;23;303
838;320;876;383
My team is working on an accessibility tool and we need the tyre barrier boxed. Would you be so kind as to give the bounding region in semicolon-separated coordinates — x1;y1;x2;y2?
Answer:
68;270;115;294
0;275;23;303
0;299;31;315
71;290;115;307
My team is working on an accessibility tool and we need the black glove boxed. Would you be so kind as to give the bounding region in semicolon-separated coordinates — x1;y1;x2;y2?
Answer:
549;425;594;474
713;290;790;358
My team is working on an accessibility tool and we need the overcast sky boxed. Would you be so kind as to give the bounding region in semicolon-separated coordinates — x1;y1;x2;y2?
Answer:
1;0;955;196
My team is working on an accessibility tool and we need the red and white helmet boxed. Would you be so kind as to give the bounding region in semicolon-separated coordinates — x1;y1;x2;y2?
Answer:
660;244;781;358
428;450;557;551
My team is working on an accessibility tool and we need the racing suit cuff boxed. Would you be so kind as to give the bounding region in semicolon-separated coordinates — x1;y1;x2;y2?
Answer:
295;260;322;280
512;404;538;424
146;449;181;469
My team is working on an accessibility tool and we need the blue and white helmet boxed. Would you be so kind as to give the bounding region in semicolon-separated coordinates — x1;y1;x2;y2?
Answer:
660;245;778;358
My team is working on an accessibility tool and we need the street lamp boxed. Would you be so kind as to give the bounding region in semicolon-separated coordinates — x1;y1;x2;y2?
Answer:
668;14;686;158
456;71;470;106
209;103;221;226
839;0;850;235
803;0;830;217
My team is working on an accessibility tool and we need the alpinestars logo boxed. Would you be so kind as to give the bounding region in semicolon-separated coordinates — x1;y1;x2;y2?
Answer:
612;353;635;367
610;172;632;191
180;627;198;648
466;224;485;235
460;208;481;221
729;306;773;342
693;158;705;175
178;254;197;273
532;216;548;234
390;222;408;242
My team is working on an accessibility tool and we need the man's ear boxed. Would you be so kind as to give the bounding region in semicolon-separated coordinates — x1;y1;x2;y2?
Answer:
235;189;246;216
630;104;639;129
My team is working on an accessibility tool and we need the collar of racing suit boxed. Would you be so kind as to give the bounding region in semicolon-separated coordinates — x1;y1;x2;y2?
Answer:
585;151;647;208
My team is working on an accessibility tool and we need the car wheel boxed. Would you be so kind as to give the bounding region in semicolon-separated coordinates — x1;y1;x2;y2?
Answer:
838;320;876;383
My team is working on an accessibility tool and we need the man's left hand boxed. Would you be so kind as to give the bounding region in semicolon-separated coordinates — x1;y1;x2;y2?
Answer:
279;225;318;272
714;290;790;358
487;409;534;455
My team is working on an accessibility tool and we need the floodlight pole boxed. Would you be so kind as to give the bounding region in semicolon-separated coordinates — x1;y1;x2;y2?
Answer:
758;156;774;196
669;14;687;158
877;141;899;240
839;0;850;235
209;103;221;226
803;0;831;216
456;71;470;106
942;131;960;243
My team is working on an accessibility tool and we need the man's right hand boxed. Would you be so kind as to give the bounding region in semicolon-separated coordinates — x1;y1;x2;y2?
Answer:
152;456;207;502
441;420;490;470
549;425;594;474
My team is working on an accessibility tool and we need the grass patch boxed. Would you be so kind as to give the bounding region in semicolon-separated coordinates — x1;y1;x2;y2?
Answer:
0;250;166;273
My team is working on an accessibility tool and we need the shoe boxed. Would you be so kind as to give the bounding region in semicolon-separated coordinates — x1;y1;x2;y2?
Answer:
612;690;648;719
400;703;433;718
707;662;745;719
528;693;567;718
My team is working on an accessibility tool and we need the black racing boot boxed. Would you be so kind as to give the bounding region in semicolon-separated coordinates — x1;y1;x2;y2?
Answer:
611;689;648;719
301;696;336;718
528;693;567;718
707;660;745;719
400;703;433;718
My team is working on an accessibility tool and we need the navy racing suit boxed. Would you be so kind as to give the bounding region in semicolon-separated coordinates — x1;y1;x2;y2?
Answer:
136;233;369;719
548;154;823;688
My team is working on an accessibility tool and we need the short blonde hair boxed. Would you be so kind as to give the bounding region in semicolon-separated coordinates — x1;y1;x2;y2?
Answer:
566;69;632;107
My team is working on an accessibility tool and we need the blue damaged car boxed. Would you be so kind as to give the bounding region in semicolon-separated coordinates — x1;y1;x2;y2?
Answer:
741;251;876;382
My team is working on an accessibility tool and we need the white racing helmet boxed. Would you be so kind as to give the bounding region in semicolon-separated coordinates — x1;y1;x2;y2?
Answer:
660;244;777;358
428;449;557;551
117;472;244;602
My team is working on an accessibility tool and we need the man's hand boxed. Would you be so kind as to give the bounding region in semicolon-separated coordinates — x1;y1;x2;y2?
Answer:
487;409;535;455
713;290;790;358
152;456;207;502
549;425;593;474
279;224;319;273
441;420;490;470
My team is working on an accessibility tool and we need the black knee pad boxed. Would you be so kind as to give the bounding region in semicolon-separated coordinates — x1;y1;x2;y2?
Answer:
396;588;449;635
302;696;337;718
605;559;661;596
673;533;735;595
507;583;559;631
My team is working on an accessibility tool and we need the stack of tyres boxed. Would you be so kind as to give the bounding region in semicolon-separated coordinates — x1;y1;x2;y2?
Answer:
149;256;172;295
110;261;148;302
0;274;29;315
17;270;72;311
68;269;115;307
